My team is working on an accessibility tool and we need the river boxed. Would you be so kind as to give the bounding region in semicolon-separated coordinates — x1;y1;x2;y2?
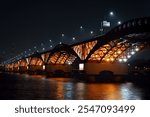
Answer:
0;73;150;100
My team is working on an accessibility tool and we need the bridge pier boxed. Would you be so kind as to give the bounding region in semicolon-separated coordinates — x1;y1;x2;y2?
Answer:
28;65;44;75
84;62;128;75
19;66;28;73
45;64;72;77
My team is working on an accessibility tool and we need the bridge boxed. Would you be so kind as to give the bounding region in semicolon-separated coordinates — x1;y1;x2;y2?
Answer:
1;17;150;76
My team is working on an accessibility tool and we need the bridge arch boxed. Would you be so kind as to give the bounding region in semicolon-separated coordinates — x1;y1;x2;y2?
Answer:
85;17;150;63
46;43;81;65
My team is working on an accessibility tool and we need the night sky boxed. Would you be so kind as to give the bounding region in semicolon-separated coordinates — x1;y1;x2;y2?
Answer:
0;0;150;62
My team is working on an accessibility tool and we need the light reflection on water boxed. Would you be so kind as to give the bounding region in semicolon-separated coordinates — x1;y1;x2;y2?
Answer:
0;73;148;100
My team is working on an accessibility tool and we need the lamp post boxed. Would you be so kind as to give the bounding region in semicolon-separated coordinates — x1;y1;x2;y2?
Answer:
61;33;64;44
49;40;53;49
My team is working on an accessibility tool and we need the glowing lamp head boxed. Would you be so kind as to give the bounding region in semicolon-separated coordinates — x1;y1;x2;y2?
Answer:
131;51;135;55
127;55;131;58
135;48;139;51
123;58;127;62
90;31;94;34
118;21;121;25
72;37;76;41
117;50;121;54
62;34;64;37
119;59;123;62
110;11;114;16
106;58;110;62
43;65;45;70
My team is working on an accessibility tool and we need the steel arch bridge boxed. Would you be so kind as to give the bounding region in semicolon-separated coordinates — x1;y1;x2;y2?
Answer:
2;17;150;75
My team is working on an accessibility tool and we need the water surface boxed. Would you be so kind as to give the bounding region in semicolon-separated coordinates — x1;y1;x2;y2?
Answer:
0;73;150;100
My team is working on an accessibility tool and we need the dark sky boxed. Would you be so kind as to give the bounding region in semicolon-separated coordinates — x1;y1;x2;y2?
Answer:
0;0;150;62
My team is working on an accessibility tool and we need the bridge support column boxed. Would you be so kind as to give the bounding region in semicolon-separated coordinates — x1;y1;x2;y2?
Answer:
84;62;128;75
28;65;44;74
19;66;28;73
46;64;72;73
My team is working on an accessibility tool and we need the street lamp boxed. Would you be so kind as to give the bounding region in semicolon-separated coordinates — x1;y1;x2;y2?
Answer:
49;39;53;48
80;26;83;29
72;37;76;41
90;31;94;35
109;11;114;16
118;21;121;25
61;33;65;43
50;45;53;48
42;48;45;51
62;34;64;37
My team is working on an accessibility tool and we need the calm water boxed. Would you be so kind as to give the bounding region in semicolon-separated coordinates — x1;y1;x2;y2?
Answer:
0;73;150;100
